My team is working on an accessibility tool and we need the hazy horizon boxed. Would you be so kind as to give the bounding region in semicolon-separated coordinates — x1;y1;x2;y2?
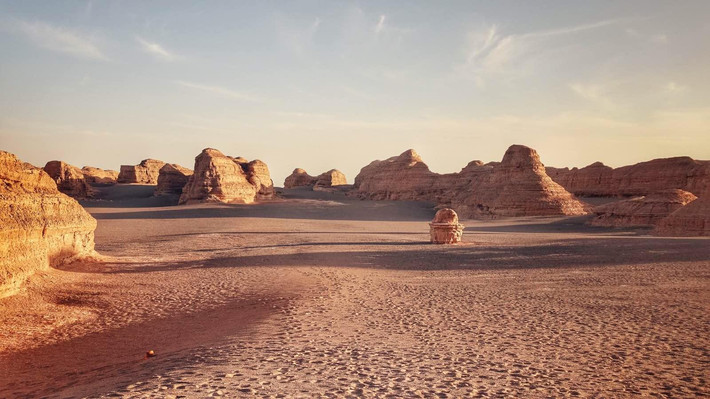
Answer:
1;1;709;185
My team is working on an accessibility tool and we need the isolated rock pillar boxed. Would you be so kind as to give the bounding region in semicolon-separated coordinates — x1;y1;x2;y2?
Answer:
429;208;464;244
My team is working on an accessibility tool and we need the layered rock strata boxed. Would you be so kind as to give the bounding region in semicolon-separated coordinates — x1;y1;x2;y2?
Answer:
154;164;193;196
81;166;119;185
117;159;166;184
284;168;347;189
1;151;97;297
589;190;698;227
655;191;710;236
43;161;93;199
179;148;274;204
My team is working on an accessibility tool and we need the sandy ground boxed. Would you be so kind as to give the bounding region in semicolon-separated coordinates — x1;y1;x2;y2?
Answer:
0;186;708;398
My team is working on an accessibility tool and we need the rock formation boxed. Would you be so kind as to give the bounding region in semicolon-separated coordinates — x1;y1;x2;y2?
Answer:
117;159;166;184
1;151;97;297
284;168;316;188
284;168;347;189
178;148;274;204
429;208;464;244
81;166;119;185
353;145;588;219
589;189;698;228
655;191;710;236
546;157;710;197
43;161;93;199
154;163;193;196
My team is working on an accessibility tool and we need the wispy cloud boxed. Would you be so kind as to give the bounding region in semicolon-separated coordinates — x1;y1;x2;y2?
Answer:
625;28;668;44
274;15;321;55
374;15;386;34
136;36;178;61
176;81;260;102
13;19;107;60
569;82;614;107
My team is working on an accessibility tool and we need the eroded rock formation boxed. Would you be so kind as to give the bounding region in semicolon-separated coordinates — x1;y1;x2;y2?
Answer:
589;189;698;228
117;159;166;184
284;168;316;188
154;163;193;196
82;166;119;185
179;148;274;204
43;161;93;199
1;151;97;297
547;157;710;197
284;168;347;190
354;145;588;219
429;208;464;244
655;191;710;236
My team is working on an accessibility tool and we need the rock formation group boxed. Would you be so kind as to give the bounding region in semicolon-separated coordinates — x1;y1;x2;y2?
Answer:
284;168;347;190
154;163;193;196
81;166;119;185
117;159;166;184
43;161;94;199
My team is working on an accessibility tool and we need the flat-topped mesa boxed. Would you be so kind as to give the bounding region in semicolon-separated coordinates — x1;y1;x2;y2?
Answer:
353;149;440;201
655;189;710;236
284;168;317;188
117;159;166;184
81;166;119;185
178;148;274;204
43;161;93;199
590;189;698;228
547;157;710;197
154;163;193;196
1;151;97;298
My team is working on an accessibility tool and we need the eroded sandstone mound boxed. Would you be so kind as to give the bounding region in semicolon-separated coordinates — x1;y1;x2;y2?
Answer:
589;189;698;228
354;145;588;219
547;157;710;197
43;161;93;199
1;151;97;297
154;163;193;196
429;208;464;244
314;169;347;190
81;166;119;185
284;168;316;188
655;191;710;236
117;159;166;184
179;148;274;204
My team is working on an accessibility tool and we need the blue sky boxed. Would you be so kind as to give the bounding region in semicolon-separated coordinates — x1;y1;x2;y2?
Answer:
1;1;708;184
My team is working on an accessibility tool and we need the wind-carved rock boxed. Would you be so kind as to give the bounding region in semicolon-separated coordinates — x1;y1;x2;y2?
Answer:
43;161;93;199
81;166;119;185
284;168;316;188
655;190;710;236
589;189;698;228
546;157;710;197
354;149;440;200
1;151;97;298
178;148;274;204
284;168;347;190
117;159;166;184
154;163;193;196
430;208;464;244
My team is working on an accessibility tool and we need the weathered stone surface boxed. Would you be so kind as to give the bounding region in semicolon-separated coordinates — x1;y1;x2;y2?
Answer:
655;191;710;236
1;151;97;297
354;145;588;219
117;159;166;184
429;208;464;244
547;157;710;197
284;168;316;188
314;169;347;189
154;163;193;196
43;161;93;199
178;148;274;204
81;166;119;185
589;189;698;227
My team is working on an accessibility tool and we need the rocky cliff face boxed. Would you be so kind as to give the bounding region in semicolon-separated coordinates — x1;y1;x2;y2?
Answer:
81;166;119;185
589;189;698;228
547;157;710;197
43;161;93;199
1;151;97;297
117;159;166;184
178;148;274;204
154;163;193;196
655;191;710;236
353;145;588;219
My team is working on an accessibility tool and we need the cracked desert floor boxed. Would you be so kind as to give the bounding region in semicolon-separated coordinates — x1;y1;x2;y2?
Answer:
1;186;708;398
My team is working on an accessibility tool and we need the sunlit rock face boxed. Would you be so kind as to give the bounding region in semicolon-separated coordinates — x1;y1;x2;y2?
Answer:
354;145;588;219
117;159;166;184
43;161;93;199
655;189;710;237
178;148;274;204
285;168;347;190
154;163;193;196
430;208;464;244
546;157;710;197
589;189;698;228
284;168;316;188
81;166;119;185
1;151;97;298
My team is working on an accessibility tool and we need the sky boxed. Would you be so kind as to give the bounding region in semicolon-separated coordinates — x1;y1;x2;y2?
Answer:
0;1;708;185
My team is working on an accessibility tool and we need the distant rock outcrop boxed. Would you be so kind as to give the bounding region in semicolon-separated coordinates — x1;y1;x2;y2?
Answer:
546;157;710;197
589;189;698;228
117;159;166;184
655;191;710;236
43;161;93;199
353;145;588;219
154;163;193;196
178;148;274;204
284;168;316;188
81;166;119;185
1;151;97;297
284;168;347;190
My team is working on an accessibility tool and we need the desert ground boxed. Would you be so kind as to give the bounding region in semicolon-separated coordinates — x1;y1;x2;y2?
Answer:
0;186;708;398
